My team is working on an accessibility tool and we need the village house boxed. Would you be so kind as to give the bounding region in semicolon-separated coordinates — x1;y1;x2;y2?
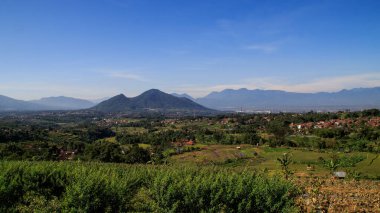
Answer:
171;139;196;147
58;149;77;161
289;117;380;132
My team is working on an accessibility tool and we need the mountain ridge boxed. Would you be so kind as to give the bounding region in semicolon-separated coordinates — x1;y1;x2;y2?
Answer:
0;95;49;111
196;87;380;111
171;93;195;101
92;89;213;113
1;87;380;112
30;96;95;110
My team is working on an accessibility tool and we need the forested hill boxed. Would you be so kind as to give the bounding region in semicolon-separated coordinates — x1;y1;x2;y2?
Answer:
92;89;213;113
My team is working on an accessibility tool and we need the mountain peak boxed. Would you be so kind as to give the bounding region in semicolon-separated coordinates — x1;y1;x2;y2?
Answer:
91;94;130;112
114;94;127;99
146;88;161;93
92;89;213;113
139;89;165;96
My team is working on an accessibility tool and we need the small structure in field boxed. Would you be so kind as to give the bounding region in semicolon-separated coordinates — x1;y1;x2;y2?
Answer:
236;146;241;150
306;165;315;171
333;171;346;179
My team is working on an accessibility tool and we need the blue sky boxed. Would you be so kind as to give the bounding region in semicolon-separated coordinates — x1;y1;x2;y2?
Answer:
1;0;380;100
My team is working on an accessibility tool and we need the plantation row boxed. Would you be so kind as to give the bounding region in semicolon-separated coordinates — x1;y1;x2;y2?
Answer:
0;161;299;212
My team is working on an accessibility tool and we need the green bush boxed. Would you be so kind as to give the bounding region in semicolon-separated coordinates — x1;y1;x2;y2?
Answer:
0;161;299;212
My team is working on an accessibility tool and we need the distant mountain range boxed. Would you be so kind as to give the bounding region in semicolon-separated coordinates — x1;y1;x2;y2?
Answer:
1;87;380;112
30;96;95;110
195;87;380;112
0;95;49;111
0;96;96;111
92;89;212;113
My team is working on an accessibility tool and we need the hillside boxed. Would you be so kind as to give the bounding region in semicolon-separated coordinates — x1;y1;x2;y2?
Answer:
171;93;195;101
90;94;131;112
196;87;380;112
92;89;213;113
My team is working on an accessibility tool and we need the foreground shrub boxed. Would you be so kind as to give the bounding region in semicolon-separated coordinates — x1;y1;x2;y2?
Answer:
0;161;299;212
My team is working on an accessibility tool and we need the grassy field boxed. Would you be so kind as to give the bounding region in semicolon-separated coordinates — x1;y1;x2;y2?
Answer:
170;144;380;178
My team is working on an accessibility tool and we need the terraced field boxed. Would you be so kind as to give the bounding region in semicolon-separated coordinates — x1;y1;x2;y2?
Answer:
170;145;380;212
296;178;380;212
170;144;380;178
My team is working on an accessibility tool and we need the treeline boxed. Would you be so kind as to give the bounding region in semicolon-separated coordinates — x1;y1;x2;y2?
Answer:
116;130;191;146
0;161;299;212
0;126;48;143
85;142;151;163
0;122;114;144
0;141;152;164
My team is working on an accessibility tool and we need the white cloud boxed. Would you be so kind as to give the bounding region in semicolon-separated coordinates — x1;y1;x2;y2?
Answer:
173;72;380;98
245;44;277;53
107;72;147;81
265;73;380;92
244;38;292;53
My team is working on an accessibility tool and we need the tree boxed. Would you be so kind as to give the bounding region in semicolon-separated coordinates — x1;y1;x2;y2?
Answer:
243;127;260;145
84;141;124;162
325;153;340;174
0;143;24;160
361;109;380;117
267;121;290;147
86;126;115;142
277;153;293;180
125;144;151;163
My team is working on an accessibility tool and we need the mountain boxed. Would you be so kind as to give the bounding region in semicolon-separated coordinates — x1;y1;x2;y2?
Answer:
171;93;195;101
92;89;213;113
0;95;48;111
30;96;96;110
3;87;379;113
30;96;95;110
90;94;131;112
90;97;110;104
0;95;95;111
196;87;380;112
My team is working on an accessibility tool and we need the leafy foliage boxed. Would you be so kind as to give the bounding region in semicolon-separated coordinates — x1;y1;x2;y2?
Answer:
277;153;293;179
0;161;299;212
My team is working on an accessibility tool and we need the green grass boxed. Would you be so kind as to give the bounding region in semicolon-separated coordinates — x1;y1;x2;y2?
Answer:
355;153;380;178
169;144;380;178
138;143;151;149
100;136;117;143
113;126;148;134
262;147;290;153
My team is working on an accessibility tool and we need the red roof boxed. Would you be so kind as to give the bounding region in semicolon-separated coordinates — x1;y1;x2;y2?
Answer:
185;140;195;145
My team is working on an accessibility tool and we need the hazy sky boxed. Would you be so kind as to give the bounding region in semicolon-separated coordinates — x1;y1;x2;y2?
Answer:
1;0;380;100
